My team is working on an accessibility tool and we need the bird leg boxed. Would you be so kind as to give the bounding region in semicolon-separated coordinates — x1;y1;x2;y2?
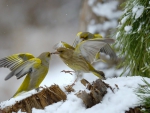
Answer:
35;86;44;92
61;70;74;75
71;77;78;86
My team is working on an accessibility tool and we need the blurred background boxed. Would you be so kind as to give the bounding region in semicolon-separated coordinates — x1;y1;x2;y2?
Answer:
0;0;123;101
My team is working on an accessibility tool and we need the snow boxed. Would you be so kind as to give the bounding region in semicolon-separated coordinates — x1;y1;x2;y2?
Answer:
88;20;118;37
138;23;142;32
32;76;148;113
0;66;149;113
92;1;122;19
121;15;129;24
87;0;122;37
124;26;132;33
116;31;120;38
88;0;96;6
0;89;39;109
132;5;144;19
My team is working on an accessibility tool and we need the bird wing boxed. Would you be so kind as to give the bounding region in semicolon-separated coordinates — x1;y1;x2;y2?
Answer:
73;32;102;48
100;44;117;60
5;58;41;80
74;38;115;63
0;53;35;71
72;35;83;48
54;41;75;50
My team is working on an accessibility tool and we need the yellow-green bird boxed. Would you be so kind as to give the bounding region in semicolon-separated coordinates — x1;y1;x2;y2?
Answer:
0;52;51;97
73;32;117;62
53;38;115;80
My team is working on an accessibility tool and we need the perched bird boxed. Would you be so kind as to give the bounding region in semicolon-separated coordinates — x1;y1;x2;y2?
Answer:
53;38;115;80
0;52;51;97
73;32;117;62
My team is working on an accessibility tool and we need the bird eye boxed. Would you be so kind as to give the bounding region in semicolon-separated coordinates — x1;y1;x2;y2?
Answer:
47;53;50;57
59;50;63;53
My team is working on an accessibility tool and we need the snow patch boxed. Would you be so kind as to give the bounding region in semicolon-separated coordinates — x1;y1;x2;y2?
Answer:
92;1;122;19
116;31;120;38
132;5;144;19
124;26;132;33
121;15;129;24
88;0;96;6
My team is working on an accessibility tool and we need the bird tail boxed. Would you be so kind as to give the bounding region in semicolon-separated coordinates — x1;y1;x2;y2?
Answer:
92;70;105;80
13;74;30;97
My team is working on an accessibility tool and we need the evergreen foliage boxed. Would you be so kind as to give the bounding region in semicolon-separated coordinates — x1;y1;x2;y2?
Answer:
137;79;150;113
115;0;150;77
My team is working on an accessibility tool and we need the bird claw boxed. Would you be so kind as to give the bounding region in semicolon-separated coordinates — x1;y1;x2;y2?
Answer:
35;86;44;92
61;70;74;75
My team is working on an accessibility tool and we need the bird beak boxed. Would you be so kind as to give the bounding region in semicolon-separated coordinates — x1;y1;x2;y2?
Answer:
51;51;59;54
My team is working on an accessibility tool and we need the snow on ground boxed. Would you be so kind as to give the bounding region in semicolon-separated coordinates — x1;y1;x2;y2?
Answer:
0;62;149;113
32;76;147;113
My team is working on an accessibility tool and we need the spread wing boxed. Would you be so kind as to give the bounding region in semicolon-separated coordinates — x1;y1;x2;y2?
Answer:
100;44;117;60
5;58;41;80
0;53;35;71
75;38;115;63
72;36;82;48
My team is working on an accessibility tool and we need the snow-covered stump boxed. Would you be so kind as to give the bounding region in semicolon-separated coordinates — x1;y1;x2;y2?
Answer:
0;85;66;113
75;79;142;113
76;79;108;108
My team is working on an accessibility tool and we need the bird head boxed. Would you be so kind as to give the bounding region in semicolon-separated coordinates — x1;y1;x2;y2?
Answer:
52;47;73;59
73;32;94;47
38;52;51;65
77;32;94;40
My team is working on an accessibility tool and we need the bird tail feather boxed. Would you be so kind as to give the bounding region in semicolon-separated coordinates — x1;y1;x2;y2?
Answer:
92;70;105;80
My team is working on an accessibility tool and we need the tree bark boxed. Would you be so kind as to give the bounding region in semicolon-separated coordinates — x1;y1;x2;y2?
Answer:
76;79;108;108
1;85;66;113
125;107;142;113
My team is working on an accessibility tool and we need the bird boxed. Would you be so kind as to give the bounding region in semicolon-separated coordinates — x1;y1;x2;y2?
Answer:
73;32;117;62
0;52;51;97
52;38;115;81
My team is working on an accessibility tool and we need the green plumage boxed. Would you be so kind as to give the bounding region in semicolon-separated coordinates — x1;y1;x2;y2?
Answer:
0;52;51;97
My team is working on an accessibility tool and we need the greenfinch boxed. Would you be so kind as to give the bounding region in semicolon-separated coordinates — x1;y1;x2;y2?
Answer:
73;32;117;62
0;52;51;97
53;38;115;80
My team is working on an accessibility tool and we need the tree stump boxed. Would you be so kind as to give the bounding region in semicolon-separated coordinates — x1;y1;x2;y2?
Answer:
0;85;66;113
76;79;108;108
125;107;142;113
76;79;142;113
